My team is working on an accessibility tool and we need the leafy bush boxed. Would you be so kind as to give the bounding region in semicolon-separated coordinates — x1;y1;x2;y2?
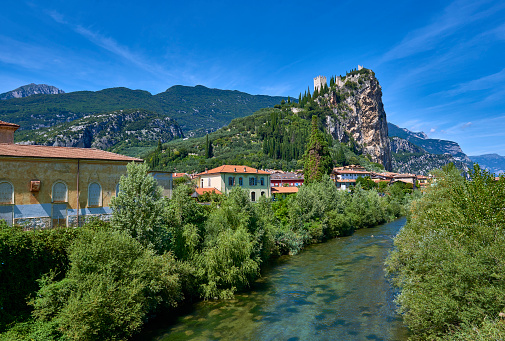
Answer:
31;229;182;341
386;165;505;340
0;226;79;332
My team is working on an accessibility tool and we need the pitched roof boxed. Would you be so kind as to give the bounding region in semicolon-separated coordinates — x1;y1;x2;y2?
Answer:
0;121;20;129
193;187;222;196
334;169;371;175
271;186;299;194
0;144;142;162
197;165;270;176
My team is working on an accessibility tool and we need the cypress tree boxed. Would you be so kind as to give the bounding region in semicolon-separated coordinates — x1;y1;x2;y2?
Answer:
303;116;333;184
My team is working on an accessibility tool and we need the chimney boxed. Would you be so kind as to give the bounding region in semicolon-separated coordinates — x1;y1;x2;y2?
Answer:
0;121;20;144
205;168;208;173
234;168;236;172
244;167;246;172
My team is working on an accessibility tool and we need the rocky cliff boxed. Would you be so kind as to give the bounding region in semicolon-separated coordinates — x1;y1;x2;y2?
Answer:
316;69;392;170
15;109;183;155
0;83;64;100
390;136;425;153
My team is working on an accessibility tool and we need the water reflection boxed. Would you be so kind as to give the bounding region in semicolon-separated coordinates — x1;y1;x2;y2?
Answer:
144;218;408;341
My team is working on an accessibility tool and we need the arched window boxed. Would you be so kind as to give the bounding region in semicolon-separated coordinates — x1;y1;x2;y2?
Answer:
228;177;235;186
261;191;265;197
239;177;243;186
52;182;68;202
0;181;14;204
251;192;256;202
249;177;257;186
201;179;204;188
260;177;265;186
0;182;14;226
88;183;102;206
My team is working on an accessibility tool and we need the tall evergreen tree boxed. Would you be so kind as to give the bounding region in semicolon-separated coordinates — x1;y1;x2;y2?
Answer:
303;116;333;184
336;145;347;166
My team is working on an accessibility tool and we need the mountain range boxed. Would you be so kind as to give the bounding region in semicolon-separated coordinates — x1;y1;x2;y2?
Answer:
1;79;496;175
0;83;65;100
469;154;505;175
0;84;288;136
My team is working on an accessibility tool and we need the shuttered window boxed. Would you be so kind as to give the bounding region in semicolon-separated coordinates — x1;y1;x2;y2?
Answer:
0;182;13;204
52;182;68;202
88;183;102;206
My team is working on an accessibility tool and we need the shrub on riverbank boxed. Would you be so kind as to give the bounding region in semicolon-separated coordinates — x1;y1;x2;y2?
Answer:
386;165;505;340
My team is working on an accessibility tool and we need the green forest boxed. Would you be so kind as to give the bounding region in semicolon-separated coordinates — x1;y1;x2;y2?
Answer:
386;165;505;340
0;162;413;341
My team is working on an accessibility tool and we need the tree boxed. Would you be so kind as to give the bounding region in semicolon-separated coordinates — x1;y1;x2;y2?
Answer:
204;134;214;159
303;116;333;184
110;162;167;252
335;145;347;166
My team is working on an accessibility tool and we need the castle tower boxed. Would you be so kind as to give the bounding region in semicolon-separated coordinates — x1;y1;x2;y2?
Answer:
335;76;344;87
313;75;327;92
358;65;363;70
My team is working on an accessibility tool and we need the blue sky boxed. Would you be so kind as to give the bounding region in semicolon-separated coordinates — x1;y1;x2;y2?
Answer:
1;0;505;156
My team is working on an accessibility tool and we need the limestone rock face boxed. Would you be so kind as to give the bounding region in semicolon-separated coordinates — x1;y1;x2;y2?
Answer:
17;110;184;152
390;136;425;154
0;83;64;100
321;70;392;170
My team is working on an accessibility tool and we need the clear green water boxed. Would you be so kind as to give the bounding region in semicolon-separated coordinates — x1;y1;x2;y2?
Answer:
143;218;409;341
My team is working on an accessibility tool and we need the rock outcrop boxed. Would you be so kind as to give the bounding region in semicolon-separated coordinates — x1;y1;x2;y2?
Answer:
15;109;183;153
0;83;64;100
390;136;425;154
318;69;392;170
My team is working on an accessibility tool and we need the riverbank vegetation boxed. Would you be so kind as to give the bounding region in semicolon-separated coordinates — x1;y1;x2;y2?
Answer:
0;162;415;340
386;164;505;340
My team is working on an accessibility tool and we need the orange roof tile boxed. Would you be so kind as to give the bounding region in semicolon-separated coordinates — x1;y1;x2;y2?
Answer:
195;187;222;195
0;144;142;162
197;165;270;176
271;186;298;194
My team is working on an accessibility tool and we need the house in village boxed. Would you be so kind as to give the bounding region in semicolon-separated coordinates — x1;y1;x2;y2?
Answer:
196;165;270;201
0;120;172;228
271;186;298;200
270;172;304;187
331;165;371;190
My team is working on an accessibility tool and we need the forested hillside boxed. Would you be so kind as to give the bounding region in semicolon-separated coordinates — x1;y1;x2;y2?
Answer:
0;85;288;136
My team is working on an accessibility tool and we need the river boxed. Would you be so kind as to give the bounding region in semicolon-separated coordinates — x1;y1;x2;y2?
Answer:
141;217;409;341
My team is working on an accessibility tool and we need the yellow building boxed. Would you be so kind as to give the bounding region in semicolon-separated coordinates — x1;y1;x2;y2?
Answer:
0;120;144;228
196;165;271;201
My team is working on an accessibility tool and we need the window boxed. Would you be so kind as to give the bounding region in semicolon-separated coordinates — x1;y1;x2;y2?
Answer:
260;177;265;186
0;182;14;226
116;183;120;197
261;191;265;197
52;204;67;227
239;177;243;186
52;182;68;202
249;177;257;186
201;179;204;188
88;183;102;206
0;182;14;204
228;177;235;186
251;192;256;202
208;178;211;187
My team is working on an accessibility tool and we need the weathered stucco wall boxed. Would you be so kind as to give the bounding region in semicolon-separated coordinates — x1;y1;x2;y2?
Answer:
0;157;130;228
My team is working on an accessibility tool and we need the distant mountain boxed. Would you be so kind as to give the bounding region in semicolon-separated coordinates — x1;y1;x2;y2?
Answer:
0;83;64;100
469;154;505;175
388;124;471;175
15;109;183;157
388;122;470;162
0;85;288;136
